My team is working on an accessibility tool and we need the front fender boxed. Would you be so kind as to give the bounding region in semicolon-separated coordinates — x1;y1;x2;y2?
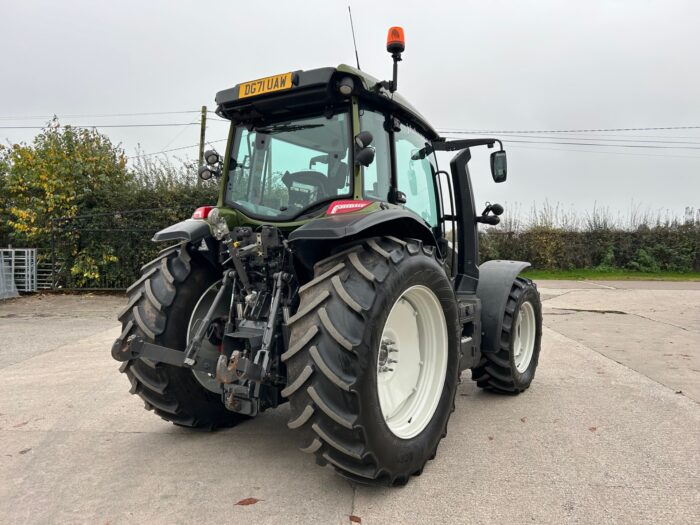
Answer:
152;219;212;243
477;260;531;353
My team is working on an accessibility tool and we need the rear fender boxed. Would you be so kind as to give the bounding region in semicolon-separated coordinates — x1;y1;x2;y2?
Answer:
288;208;439;272
477;260;531;353
152;219;212;243
152;219;219;269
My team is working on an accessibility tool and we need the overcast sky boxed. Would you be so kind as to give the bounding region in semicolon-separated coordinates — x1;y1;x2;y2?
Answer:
1;0;698;219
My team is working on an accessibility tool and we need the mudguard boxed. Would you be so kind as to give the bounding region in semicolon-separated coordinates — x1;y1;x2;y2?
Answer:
288;208;437;244
476;260;531;353
152;219;211;243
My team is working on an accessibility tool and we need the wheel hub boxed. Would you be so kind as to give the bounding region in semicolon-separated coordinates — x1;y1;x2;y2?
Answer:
378;337;398;373
376;285;448;439
513;300;536;373
188;281;230;393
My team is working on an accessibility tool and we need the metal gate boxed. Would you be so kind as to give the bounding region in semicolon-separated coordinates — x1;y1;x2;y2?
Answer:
0;248;38;293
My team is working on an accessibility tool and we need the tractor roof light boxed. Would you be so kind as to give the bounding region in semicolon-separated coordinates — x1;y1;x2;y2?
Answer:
198;165;215;181
386;26;405;54
204;150;220;166
338;76;355;96
380;26;405;93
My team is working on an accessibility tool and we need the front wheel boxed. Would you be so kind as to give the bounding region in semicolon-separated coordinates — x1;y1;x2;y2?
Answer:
471;277;542;393
283;237;461;485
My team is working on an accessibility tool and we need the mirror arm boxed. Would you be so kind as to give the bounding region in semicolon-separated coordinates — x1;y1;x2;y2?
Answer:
431;137;503;153
475;215;500;226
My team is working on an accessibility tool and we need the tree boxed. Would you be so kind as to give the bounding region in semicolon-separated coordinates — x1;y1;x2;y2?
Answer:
1;122;129;285
0;146;11;246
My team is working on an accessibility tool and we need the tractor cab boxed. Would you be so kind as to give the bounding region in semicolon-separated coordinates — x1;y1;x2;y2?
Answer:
212;63;441;226
210;28;442;228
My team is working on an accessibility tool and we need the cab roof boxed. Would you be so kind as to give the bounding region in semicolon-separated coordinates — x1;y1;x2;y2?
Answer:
215;64;439;140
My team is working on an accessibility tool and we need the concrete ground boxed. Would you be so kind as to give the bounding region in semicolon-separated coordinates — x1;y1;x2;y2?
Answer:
0;282;698;524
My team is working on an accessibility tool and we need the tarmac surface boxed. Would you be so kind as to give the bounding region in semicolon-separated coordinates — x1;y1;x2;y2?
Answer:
1;281;699;524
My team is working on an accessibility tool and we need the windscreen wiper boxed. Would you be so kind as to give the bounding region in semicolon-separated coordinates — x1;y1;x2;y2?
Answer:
255;124;323;134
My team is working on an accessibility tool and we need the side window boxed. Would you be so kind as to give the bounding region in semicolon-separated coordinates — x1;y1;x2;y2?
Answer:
360;109;391;201
394;124;438;226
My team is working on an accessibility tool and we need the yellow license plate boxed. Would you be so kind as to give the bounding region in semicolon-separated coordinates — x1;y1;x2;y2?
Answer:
239;72;293;99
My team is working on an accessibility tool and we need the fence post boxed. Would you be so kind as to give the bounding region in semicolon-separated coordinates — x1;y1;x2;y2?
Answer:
31;248;37;292
198;105;207;170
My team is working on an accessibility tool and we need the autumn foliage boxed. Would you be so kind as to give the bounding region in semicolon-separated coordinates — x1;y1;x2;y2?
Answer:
0;124;216;286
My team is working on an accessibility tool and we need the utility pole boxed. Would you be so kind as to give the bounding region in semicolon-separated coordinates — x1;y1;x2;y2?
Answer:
198;105;207;167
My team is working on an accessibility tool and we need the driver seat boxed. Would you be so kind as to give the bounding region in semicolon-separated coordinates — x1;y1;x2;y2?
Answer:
282;170;332;209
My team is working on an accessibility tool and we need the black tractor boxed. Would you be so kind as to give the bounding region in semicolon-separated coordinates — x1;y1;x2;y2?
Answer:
112;27;542;486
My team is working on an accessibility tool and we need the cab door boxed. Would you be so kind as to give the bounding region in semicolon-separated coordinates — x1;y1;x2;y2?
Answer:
393;122;440;229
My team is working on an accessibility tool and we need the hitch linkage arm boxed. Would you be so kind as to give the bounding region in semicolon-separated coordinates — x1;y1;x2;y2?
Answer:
112;270;235;372
182;269;235;366
215;270;289;386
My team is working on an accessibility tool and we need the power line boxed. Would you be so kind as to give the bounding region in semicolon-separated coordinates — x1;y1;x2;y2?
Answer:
501;138;700;150
439;131;700;146
0;122;200;129
126;138;227;160
440;134;700;151
0;110;202;121
442;137;700;159
502;144;700;160
438;125;700;134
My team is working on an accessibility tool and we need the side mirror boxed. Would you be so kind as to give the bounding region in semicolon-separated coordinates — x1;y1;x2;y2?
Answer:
355;131;374;149
354;131;375;167
355;147;375;167
490;150;507;183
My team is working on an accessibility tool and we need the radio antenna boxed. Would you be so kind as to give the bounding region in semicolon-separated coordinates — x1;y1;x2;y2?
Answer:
348;6;361;70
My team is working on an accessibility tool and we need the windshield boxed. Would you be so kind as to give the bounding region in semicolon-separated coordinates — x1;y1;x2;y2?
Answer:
225;112;351;220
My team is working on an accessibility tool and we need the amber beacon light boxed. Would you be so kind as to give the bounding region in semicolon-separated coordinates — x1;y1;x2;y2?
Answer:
382;26;405;93
386;26;405;53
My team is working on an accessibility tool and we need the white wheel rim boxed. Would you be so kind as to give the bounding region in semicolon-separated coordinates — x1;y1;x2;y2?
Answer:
377;285;448;439
513;301;536;373
188;281;228;393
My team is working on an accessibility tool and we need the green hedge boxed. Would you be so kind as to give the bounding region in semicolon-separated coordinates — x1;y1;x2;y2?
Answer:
480;223;700;272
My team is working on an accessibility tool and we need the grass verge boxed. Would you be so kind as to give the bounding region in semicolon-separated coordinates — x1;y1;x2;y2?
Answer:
522;269;700;281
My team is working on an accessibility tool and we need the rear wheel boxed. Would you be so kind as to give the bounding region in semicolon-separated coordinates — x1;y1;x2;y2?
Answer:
471;277;542;394
283;237;460;485
113;243;244;429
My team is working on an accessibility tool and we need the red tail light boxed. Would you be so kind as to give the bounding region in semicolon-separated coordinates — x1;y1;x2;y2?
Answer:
327;200;372;215
192;206;215;220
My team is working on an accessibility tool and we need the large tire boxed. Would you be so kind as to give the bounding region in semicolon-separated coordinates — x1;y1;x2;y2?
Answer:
471;277;542;394
282;237;461;485
114;243;244;429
